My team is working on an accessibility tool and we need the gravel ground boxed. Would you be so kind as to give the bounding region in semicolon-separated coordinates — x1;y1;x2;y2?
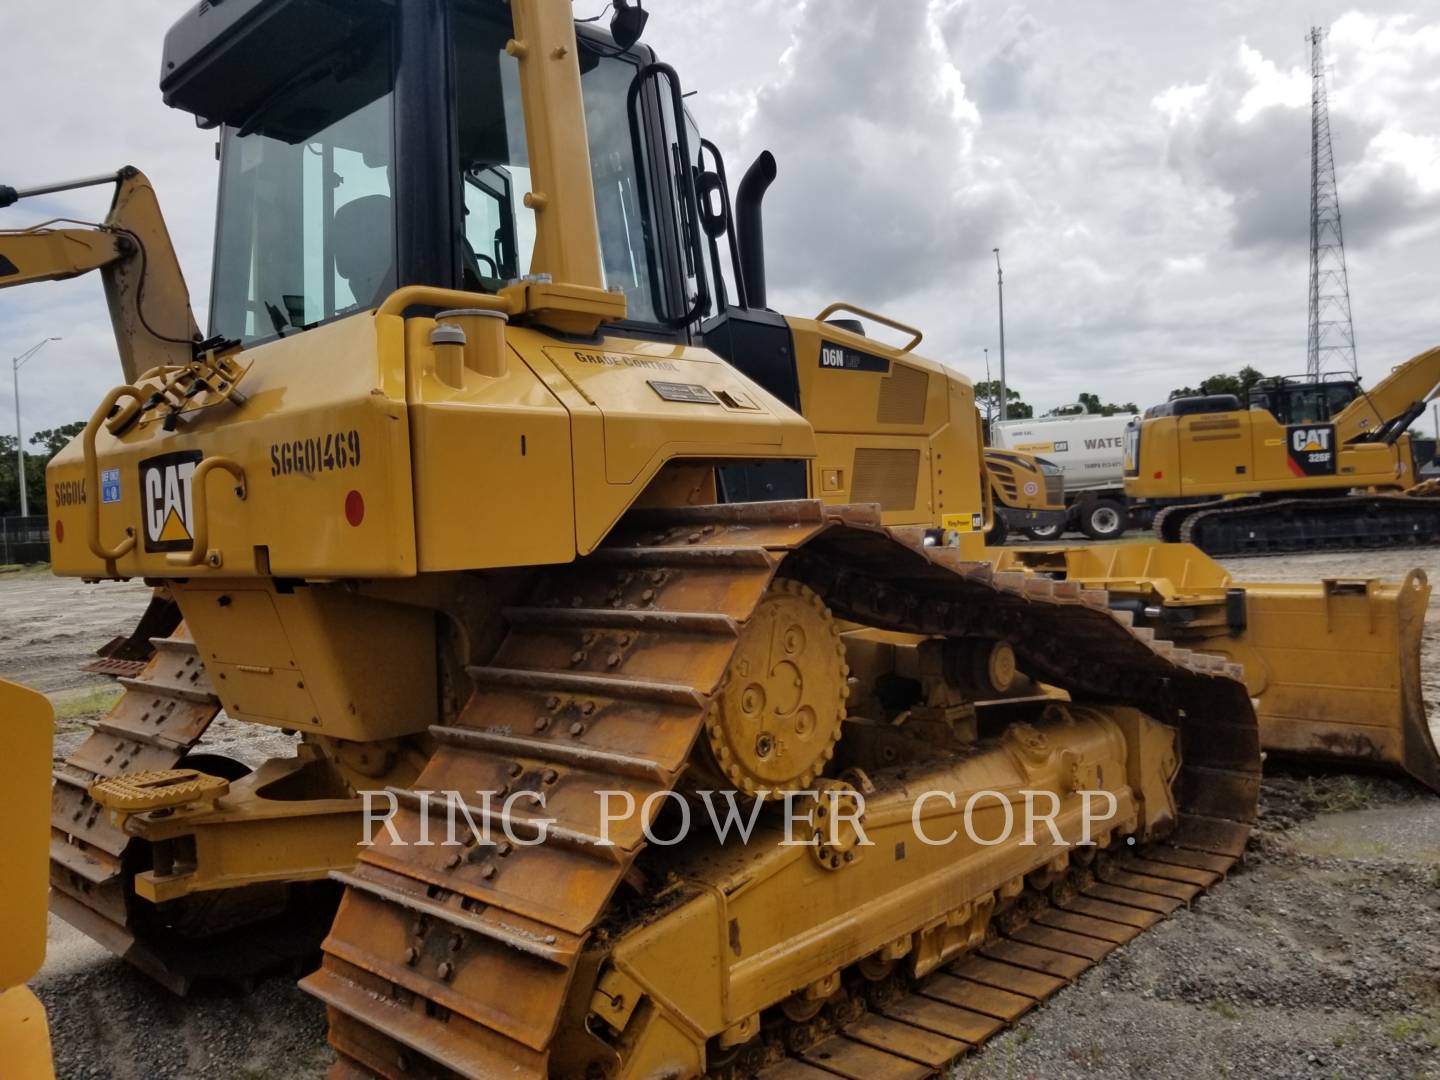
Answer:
4;548;1439;1079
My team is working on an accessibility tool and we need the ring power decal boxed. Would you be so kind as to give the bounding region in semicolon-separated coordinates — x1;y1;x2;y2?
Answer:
139;451;204;552
1286;424;1337;477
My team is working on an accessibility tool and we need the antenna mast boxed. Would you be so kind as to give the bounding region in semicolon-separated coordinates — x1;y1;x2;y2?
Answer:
1307;26;1357;379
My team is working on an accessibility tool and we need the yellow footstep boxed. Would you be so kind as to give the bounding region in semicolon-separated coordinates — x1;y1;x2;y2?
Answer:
89;769;229;814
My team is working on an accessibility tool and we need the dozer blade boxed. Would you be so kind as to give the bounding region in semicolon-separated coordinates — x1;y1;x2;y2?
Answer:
1230;571;1439;792
991;543;1440;793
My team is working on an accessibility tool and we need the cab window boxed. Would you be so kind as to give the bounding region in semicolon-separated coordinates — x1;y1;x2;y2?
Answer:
453;8;658;322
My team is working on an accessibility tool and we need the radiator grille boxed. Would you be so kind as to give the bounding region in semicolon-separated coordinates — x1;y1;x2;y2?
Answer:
851;448;921;511
877;364;930;425
1045;472;1065;505
986;461;1020;500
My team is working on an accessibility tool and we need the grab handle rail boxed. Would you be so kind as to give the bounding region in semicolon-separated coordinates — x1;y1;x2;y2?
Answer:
167;457;247;568
82;385;145;567
815;302;924;353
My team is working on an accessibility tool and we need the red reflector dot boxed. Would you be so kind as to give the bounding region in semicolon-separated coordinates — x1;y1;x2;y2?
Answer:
55;520;64;543
345;490;365;527
1153;471;1164;480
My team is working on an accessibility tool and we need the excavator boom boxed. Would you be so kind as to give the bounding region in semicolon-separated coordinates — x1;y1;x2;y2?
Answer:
1335;345;1440;443
1;168;200;383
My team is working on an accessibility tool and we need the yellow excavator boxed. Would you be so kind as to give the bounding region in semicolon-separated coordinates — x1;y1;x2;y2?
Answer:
0;680;56;1080
1126;350;1440;553
0;1;1432;1076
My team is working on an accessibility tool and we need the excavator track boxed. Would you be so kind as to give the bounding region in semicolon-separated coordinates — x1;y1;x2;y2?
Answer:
303;501;1259;1079
1152;502;1211;543
1179;492;1440;555
49;626;224;993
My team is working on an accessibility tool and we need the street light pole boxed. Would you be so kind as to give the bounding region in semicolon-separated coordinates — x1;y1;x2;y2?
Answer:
993;248;1007;423
983;347;993;433
12;337;61;519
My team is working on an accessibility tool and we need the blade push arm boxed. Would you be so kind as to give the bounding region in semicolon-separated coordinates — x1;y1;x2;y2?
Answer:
0;167;200;384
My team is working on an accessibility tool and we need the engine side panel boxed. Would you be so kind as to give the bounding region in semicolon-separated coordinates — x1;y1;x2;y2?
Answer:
786;317;988;539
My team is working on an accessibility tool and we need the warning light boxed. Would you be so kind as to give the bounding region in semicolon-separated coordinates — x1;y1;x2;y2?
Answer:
1153;471;1163;480
55;520;64;543
345;491;365;527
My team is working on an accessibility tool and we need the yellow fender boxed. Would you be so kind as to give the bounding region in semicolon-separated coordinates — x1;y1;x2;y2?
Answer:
0;679;56;1079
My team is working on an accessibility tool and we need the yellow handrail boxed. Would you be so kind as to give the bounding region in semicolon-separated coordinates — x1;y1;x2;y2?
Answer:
815;301;924;353
167;457;246;568
82;385;144;567
375;286;518;320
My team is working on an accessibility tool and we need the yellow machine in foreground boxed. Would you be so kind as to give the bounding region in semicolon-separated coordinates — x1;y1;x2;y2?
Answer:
1125;352;1440;553
0;680;56;1080
0;1;1430;1076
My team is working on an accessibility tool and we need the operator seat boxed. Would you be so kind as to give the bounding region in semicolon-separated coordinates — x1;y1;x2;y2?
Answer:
333;194;396;310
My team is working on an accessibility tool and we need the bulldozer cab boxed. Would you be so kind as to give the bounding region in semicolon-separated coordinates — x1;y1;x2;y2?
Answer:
1247;375;1361;427
172;0;713;346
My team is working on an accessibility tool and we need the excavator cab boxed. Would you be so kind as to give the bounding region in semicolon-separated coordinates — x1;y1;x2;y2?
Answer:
1247;375;1361;427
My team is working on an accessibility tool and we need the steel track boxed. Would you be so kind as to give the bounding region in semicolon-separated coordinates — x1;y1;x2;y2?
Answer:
299;500;1260;1079
1179;493;1440;556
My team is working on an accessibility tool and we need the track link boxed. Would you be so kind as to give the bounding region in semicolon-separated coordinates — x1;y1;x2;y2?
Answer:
749;839;1233;1080
305;502;1259;1079
49;626;223;992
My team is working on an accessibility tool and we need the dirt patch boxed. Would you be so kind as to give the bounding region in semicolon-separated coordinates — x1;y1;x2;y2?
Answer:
0;570;152;694
39;932;333;1080
963;779;1440;1080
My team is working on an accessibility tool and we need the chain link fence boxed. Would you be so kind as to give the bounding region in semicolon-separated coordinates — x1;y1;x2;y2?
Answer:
1;515;50;565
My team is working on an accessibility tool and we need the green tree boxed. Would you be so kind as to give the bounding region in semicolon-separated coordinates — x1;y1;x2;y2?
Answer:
1050;393;1139;418
1170;366;1266;402
0;422;85;517
31;422;86;456
974;379;1034;425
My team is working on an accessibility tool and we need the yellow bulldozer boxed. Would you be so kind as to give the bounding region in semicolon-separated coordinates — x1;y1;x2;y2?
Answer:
1125;350;1440;553
0;1;1434;1076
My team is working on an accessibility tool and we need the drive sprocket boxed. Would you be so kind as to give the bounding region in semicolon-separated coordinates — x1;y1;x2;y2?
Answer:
698;578;848;797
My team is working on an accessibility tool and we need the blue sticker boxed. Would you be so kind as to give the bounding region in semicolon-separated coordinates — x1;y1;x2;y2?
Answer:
101;468;122;505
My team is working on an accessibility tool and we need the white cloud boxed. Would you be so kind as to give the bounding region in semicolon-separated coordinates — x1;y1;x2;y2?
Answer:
3;1;1439;440
1154;83;1207;125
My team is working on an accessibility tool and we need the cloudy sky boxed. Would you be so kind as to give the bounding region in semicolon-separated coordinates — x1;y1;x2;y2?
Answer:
3;0;1438;440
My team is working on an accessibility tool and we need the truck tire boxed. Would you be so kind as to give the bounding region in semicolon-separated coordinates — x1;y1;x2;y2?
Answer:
985;513;1010;546
1079;497;1127;540
1024;521;1064;542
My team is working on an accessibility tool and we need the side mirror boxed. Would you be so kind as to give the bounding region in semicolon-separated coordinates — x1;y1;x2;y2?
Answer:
610;0;649;50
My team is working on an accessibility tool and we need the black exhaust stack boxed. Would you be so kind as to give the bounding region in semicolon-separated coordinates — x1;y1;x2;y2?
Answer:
736;151;777;310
